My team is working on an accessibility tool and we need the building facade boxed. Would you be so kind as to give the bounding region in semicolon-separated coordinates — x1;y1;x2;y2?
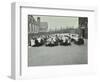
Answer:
28;15;48;33
79;17;88;39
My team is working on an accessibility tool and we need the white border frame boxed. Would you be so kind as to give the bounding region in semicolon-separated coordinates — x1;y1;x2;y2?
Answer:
11;2;97;80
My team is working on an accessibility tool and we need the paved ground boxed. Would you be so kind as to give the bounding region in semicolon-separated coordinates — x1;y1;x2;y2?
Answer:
28;40;88;66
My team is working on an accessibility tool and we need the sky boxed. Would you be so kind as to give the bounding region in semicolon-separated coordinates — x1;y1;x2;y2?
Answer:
33;15;79;31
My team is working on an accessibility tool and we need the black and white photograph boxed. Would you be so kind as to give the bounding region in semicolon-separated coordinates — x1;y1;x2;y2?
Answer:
28;15;88;66
10;2;97;79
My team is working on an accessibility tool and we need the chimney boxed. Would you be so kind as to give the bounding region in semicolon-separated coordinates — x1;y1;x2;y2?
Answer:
37;17;40;23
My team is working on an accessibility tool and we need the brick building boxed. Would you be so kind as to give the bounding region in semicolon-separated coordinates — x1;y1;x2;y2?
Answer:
79;17;88;39
28;15;48;33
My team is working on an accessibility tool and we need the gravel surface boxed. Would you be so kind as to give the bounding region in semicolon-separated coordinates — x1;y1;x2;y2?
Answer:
28;40;88;66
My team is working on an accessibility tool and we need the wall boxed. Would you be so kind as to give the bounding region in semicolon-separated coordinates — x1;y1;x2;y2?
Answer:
0;0;100;81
